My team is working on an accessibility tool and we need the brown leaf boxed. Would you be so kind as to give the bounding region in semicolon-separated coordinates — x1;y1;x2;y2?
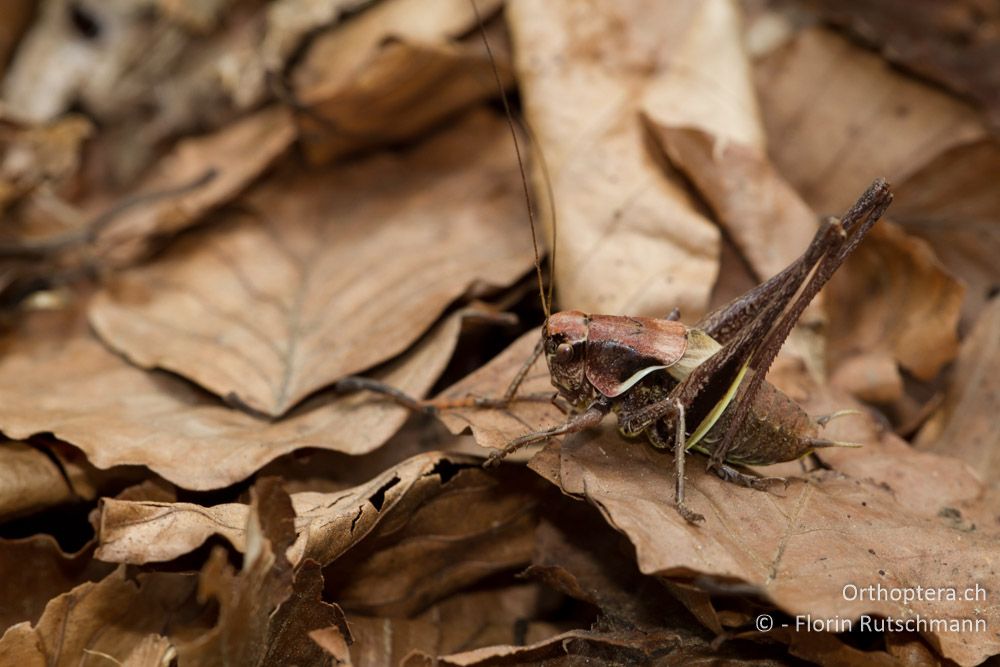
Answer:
526;498;700;634
0;537;113;630
91;105;296;267
552;424;999;667
174;478;348;666
915;297;1000;485
90;110;534;416
755;27;987;215
97;452;544;610
826;220;964;384
0;567;199;666
0;441;76;521
0;114;92;216
805;0;1000;121
435;328;563;452
507;0;721;317
402;626;783;667
329;584;564;666
892;139;1000;328
428;331;1000;666
0;300;464;489
293;0;510;165
648;125;818;289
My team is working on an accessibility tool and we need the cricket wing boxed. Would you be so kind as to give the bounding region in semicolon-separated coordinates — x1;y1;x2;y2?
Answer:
584;316;688;397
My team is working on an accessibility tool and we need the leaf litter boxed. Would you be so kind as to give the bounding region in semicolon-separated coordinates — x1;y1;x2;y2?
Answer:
0;0;999;665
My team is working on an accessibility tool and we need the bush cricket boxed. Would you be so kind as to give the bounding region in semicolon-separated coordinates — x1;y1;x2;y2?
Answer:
336;2;894;523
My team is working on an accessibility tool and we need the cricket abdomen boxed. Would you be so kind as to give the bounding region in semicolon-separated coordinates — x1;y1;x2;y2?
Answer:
695;379;819;465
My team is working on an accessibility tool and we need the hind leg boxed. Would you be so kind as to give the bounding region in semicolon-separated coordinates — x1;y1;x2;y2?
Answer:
713;463;787;492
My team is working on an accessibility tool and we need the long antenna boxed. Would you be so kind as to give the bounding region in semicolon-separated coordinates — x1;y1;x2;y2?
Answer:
470;0;551;321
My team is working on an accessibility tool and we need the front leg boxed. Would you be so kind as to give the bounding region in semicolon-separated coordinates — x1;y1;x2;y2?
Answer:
618;397;703;523
484;396;611;467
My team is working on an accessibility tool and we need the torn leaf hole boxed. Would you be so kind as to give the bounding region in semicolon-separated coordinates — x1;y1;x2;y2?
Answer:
368;475;400;512
425;458;477;485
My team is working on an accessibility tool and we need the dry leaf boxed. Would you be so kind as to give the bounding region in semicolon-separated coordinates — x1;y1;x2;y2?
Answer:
0;441;76;521
892;139;1000;328
293;0;511;165
0;301;464;489
174;478;349;666
99;453;545;618
551;425;999;667
0;567;199;667
435;328;562;452
330;584;564;666
403;626;783;667
0;114;92;216
427;330;999;666
805;0;1000;121
755;27;987;215
826;220;964;384
91;105;296;267
0;0;34;77
0;537;113;630
916;297;1000;485
90;110;534;416
507;0;721;317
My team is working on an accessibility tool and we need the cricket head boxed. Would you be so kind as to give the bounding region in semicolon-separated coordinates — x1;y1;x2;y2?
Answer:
543;310;593;408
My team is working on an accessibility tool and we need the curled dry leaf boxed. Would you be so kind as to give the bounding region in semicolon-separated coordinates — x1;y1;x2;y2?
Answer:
293;0;510;165
826;220;964;386
0;301;465;490
91;105;296;267
90;110;534;417
0;442;76;521
98;453;546;618
174;478;349;667
507;0;721;317
755;27;987;215
916;297;1000;485
892;140;1000;327
0;566;199;667
0;537;113;630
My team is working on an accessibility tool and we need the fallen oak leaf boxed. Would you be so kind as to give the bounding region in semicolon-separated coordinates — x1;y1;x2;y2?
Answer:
0;299;466;490
89;109;534;417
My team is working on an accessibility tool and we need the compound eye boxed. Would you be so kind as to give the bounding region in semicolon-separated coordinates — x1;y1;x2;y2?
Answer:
555;342;574;364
